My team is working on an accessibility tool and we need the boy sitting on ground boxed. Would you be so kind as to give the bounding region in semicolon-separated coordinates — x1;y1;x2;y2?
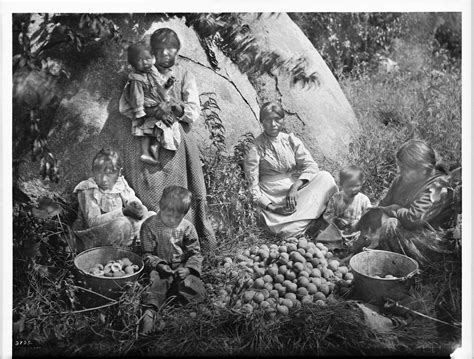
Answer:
139;186;205;334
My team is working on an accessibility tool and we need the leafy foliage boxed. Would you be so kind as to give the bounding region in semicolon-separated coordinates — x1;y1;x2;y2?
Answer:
200;92;257;237
12;14;123;182
434;19;461;59
183;13;320;87
290;13;406;78
291;12;461;80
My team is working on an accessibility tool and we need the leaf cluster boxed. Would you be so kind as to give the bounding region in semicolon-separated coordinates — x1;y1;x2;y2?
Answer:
12;13;124;181
291;13;406;78
199;92;257;237
187;13;320;88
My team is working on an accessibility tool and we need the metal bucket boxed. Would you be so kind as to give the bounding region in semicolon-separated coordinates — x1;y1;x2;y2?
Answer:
349;249;419;304
74;246;144;299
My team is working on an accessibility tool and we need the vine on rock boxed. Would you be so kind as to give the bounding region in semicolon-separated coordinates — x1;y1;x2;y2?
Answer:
185;13;320;88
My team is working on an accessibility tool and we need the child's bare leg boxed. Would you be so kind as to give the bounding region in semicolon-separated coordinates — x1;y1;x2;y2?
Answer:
140;136;152;156
150;141;162;165
140;136;158;165
150;128;164;164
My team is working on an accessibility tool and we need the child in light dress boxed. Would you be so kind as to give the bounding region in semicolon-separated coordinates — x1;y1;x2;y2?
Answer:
323;165;371;234
72;149;155;252
139;186;205;335
119;42;181;166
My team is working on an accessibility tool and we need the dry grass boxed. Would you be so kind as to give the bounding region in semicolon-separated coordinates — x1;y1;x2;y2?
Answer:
13;217;462;357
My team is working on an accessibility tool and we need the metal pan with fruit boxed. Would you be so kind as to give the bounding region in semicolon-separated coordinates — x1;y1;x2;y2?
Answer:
74;246;144;297
89;257;140;277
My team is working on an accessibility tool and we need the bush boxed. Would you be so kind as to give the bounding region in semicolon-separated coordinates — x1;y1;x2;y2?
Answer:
200;93;258;242
290;13;407;78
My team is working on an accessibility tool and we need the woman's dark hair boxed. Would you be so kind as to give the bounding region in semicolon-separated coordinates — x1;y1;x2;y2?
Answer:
159;186;192;215
127;42;150;67
92;148;122;173
150;28;181;52
396;139;436;170
259;101;284;122
339;165;364;185
396;139;448;174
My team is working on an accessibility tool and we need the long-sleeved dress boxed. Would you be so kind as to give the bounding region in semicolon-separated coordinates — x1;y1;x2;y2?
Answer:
121;61;216;253
244;132;337;237
72;176;154;251
140;213;205;308
119;66;181;151
375;172;456;264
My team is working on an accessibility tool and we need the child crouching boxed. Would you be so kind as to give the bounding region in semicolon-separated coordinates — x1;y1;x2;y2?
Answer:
323;165;371;234
139;186;205;334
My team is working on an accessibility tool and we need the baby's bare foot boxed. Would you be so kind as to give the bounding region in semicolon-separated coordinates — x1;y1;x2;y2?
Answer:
140;154;158;165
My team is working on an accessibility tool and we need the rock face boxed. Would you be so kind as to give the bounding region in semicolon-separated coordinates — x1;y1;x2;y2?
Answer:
244;13;359;166
18;13;358;198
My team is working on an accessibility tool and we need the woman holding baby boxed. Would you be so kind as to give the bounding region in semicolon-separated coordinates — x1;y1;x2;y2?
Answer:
120;28;216;253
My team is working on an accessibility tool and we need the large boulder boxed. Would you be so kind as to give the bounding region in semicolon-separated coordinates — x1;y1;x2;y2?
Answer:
18;13;358;199
244;13;359;166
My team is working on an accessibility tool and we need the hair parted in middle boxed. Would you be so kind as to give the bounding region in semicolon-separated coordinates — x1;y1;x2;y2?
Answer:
259;101;285;122
150;28;181;52
339;165;364;185
159;185;193;214
92;148;122;173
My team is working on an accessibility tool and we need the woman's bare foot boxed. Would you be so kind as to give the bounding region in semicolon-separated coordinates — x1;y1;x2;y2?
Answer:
140;154;159;165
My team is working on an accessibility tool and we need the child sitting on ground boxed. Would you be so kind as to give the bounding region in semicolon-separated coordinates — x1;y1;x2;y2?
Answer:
323;165;371;234
119;42;182;166
72;148;155;252
139;186;205;335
